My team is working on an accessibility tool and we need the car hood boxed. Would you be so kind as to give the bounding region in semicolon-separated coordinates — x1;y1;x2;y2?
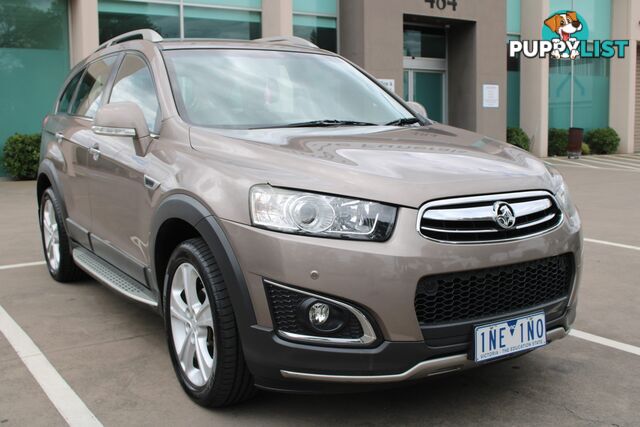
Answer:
190;124;555;208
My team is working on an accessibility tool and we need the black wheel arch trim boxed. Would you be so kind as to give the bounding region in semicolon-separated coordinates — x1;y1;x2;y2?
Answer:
150;194;258;329
37;160;67;216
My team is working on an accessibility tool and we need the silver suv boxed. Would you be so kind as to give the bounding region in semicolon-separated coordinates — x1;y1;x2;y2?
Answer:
38;29;582;407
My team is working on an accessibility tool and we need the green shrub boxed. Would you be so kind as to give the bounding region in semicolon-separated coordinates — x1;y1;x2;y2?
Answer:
585;127;620;154
506;127;530;151
3;133;41;180
548;128;568;156
581;142;591;155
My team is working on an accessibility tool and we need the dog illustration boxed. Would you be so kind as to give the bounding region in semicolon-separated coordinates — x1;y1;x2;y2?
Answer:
544;11;583;59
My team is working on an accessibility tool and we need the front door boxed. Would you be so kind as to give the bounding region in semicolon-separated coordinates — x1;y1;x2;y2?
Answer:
88;53;163;285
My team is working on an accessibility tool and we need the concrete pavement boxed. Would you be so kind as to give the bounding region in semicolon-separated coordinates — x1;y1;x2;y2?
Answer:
1;156;639;426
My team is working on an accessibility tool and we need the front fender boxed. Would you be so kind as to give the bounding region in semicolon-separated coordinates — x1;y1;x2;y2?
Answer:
149;193;257;330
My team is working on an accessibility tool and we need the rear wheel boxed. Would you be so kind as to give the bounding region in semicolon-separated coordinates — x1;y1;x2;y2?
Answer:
39;188;84;282
164;238;255;407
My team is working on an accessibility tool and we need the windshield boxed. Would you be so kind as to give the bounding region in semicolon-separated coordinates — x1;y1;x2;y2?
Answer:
164;49;416;129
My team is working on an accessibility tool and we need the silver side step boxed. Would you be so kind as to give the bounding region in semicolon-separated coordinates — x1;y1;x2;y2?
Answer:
72;247;158;307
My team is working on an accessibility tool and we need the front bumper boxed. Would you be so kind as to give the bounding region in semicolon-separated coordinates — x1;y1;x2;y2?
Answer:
279;327;568;384
219;206;582;392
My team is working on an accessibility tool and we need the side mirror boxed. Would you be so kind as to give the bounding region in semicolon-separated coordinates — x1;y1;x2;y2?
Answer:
92;102;151;156
406;101;428;119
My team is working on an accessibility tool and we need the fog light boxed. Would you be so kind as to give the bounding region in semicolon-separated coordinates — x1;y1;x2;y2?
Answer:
297;298;346;334
309;302;330;326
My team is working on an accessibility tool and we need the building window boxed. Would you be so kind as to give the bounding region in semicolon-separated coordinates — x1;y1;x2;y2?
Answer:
99;1;180;41
506;0;520;129
403;26;446;59
98;0;262;44
183;7;260;39
549;56;610;131
547;0;612;131
506;35;520;128
506;0;520;35
292;0;337;52
0;0;70;176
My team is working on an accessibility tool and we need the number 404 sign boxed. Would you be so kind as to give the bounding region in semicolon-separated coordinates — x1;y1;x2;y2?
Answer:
426;0;458;11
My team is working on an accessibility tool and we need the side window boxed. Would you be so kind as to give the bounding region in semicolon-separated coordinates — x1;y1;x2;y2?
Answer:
70;55;117;118
109;54;160;133
57;71;83;114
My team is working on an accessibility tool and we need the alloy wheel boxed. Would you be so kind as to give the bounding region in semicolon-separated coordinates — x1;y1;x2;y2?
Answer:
42;199;60;273
169;263;216;387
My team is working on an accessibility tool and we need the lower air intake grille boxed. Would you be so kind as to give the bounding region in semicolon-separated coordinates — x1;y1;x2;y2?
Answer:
265;282;364;339
415;254;574;325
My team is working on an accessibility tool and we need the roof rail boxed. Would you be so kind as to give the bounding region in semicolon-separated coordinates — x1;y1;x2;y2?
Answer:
96;29;163;52
254;36;318;49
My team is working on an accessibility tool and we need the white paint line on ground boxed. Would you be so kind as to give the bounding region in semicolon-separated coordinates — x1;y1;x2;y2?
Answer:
0;261;46;271
0;305;102;426
601;155;640;165
546;157;601;168
584;238;640;252
570;329;640;357
611;154;640;160
577;157;640;170
589;156;640;167
588;156;640;167
545;162;630;172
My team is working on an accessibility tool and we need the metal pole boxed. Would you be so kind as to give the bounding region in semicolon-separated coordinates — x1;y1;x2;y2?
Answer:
570;60;574;128
569;0;574;128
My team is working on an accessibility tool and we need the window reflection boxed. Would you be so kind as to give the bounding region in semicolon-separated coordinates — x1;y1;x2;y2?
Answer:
110;55;161;132
70;56;117;118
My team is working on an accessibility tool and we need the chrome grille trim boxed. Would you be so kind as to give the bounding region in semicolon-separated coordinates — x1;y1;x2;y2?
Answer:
422;198;552;222
416;191;563;244
420;226;498;234
515;212;557;229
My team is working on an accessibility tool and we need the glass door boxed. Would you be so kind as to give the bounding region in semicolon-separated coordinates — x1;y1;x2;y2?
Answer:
403;24;447;123
404;70;445;123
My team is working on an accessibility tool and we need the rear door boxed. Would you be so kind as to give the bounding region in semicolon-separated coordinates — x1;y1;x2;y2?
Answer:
41;68;92;248
55;55;119;246
87;52;163;284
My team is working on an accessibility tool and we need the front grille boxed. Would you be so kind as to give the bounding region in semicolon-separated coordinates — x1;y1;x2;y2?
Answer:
265;282;364;339
418;191;563;243
415;254;574;325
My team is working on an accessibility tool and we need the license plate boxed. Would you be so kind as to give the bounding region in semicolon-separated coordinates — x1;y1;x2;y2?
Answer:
474;312;546;362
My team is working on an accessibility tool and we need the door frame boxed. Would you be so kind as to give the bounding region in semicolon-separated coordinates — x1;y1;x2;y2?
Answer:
403;57;448;123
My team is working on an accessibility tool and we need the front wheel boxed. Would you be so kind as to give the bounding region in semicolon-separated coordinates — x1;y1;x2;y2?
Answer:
164;238;255;407
39;188;84;282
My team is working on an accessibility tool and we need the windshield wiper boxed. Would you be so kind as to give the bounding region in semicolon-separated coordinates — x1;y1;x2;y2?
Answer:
385;117;422;126
257;120;378;129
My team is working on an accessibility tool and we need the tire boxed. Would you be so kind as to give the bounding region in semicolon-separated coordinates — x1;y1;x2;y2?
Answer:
39;188;84;282
164;238;256;407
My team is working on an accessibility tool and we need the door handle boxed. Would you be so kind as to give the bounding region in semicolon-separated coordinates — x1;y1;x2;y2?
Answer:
89;145;101;161
55;132;63;143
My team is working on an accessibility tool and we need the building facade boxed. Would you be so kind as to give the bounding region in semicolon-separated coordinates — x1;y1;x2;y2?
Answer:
1;0;638;176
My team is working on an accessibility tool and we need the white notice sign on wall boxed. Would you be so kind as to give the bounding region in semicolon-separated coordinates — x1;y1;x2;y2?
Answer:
378;79;395;93
483;84;499;108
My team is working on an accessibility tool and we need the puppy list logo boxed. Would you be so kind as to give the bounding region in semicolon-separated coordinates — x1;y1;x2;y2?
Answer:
509;10;629;60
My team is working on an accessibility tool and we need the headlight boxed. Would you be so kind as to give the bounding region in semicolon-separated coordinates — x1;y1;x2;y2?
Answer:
250;185;397;241
546;165;577;216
